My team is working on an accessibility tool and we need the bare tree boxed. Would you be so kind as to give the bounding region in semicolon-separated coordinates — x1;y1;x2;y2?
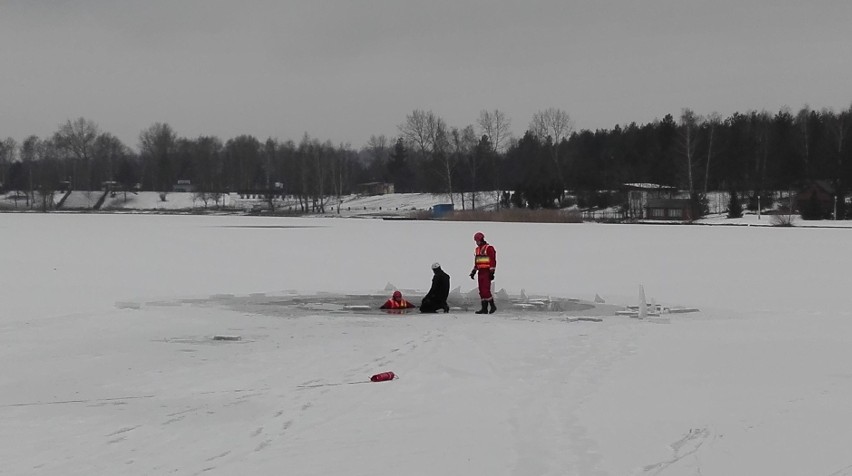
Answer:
365;134;389;161
223;135;263;191
294;134;334;213
529;108;573;145
824;103;852;187
477;109;512;153
678;108;700;193
795;105;813;175
92;133;130;186
53;117;99;190
115;157;140;202
450;125;477;208
398;109;446;156
360;135;390;186
750;111;772;191
294;133;312;212
703;112;721;194
192;136;224;202
138;123;178;191
0;138;17;190
529;108;573;198
33;138;62;211
314;140;336;213
19;135;40;206
330;143;355;213
398;109;454;198
432;123;453;202
257;138;278;212
263;138;276;190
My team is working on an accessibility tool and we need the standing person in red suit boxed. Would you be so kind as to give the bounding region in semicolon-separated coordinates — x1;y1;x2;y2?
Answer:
469;231;497;314
379;290;416;314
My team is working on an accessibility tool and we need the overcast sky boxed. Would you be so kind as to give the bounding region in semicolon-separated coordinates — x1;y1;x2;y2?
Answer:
2;0;851;151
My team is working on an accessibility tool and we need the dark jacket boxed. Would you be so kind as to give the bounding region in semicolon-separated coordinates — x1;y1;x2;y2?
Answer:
420;267;450;312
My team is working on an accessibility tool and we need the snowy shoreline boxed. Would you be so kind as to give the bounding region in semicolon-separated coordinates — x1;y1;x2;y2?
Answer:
5;190;852;227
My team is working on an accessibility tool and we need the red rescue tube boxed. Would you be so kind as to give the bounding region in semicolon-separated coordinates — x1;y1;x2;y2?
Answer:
370;371;396;382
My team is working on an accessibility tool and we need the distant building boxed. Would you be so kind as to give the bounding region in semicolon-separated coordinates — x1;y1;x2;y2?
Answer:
173;180;195;192
356;182;394;196
622;183;679;219
645;198;693;220
235;189;282;200
796;180;835;215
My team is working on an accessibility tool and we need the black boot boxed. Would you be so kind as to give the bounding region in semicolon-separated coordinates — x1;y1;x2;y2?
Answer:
442;303;450;313
475;300;488;314
488;300;497;314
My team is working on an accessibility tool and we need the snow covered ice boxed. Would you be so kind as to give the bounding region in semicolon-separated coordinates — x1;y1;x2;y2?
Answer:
2;213;852;475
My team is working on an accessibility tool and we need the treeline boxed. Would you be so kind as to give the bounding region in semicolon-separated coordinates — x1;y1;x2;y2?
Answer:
1;105;850;213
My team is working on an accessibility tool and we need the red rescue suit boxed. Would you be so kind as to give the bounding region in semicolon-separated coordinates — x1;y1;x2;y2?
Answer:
380;293;416;314
380;298;415;309
472;243;497;300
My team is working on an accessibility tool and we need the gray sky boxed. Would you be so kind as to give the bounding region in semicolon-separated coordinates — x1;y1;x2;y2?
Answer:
2;0;851;151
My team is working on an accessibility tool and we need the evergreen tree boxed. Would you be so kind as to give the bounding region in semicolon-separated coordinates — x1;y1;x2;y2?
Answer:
835;191;847;220
387;138;414;192
688;192;708;220
727;190;743;218
116;158;139;201
800;193;825;220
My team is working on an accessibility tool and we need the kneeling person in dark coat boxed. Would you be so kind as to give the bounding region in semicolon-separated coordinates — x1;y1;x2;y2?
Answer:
420;262;451;313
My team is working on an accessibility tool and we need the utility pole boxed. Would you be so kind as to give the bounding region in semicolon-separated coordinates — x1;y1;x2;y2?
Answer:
834;195;838;220
757;195;761;220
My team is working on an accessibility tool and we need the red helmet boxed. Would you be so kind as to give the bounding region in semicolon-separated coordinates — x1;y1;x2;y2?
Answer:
474;232;485;242
392;290;402;299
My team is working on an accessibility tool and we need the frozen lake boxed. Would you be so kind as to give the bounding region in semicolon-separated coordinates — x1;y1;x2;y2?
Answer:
2;213;851;475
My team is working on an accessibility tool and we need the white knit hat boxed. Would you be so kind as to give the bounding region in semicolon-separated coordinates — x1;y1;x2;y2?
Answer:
431;262;441;269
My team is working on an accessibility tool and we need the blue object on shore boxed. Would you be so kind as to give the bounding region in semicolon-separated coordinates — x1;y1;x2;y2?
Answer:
432;203;454;218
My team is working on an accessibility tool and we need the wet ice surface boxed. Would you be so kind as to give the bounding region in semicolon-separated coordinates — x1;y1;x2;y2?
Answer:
137;289;630;319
